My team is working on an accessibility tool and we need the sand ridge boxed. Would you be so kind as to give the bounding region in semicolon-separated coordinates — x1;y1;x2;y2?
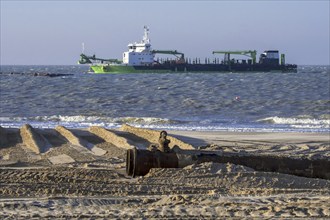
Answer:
20;124;51;154
120;124;195;150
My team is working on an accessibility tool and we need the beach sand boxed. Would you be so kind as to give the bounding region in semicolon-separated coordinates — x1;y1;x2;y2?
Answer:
0;124;329;218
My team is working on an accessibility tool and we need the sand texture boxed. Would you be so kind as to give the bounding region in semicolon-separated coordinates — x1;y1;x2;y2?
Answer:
0;124;329;218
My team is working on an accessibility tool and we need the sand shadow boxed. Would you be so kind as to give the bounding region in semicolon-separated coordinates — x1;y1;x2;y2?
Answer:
0;128;22;149
38;129;67;149
169;134;209;148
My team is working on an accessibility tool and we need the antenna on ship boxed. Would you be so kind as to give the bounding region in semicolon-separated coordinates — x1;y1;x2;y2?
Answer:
143;25;150;43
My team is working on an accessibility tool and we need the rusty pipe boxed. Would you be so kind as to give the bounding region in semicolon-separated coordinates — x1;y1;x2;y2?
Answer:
126;148;330;180
126;148;179;177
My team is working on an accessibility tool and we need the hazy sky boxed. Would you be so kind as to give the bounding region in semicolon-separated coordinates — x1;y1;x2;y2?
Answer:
1;1;329;65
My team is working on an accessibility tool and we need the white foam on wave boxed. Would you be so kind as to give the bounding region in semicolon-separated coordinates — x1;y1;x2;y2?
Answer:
258;116;330;129
1;115;329;132
118;117;174;124
0;115;175;128
33;115;112;123
125;123;329;133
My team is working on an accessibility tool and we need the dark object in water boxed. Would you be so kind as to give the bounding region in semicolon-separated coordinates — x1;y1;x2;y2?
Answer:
0;72;73;77
126;148;330;180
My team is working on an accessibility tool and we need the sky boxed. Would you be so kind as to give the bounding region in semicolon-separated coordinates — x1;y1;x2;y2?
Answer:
1;0;329;65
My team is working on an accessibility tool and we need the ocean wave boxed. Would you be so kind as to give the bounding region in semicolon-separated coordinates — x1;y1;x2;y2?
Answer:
0;115;178;128
258;116;330;129
118;117;177;124
1;115;329;132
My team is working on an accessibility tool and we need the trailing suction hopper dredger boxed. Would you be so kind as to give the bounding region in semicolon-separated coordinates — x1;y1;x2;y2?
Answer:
78;26;297;73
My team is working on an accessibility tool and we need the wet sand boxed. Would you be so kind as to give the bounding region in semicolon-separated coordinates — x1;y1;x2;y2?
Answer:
0;124;329;218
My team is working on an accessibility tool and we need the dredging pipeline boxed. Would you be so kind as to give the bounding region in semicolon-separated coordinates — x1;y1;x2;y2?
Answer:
126;148;330;180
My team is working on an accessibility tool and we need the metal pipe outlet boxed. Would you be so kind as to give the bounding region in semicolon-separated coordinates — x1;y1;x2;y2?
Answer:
126;148;330;180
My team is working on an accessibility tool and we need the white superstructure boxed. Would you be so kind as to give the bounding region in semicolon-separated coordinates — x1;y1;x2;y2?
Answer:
123;26;155;65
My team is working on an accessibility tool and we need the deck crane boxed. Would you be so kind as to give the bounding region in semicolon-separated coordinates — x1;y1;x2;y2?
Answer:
212;50;257;65
78;53;122;64
151;50;185;63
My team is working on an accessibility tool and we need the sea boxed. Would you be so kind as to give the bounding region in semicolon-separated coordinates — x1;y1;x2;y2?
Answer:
0;65;329;133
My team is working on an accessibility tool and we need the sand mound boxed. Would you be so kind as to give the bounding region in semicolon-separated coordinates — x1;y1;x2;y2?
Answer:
120;124;195;150
89;126;134;149
0;126;138;167
20;124;51;154
144;162;330;192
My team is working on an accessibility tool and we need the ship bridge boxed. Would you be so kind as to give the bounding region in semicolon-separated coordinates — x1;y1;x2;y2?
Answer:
123;26;154;65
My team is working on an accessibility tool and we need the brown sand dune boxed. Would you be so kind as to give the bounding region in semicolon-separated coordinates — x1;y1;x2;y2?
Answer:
20;124;52;154
0;124;329;218
120;124;195;150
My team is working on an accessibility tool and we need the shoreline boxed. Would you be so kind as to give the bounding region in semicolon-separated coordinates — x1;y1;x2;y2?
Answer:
1;121;329;135
168;130;330;147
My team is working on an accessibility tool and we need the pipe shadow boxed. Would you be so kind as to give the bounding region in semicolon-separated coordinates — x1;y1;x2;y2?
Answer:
169;134;209;148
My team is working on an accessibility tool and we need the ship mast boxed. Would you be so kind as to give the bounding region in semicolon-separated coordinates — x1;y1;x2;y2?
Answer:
142;25;150;44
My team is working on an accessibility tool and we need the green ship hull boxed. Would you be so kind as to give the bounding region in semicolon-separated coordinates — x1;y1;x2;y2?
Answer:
91;65;175;74
91;65;133;73
90;64;297;74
